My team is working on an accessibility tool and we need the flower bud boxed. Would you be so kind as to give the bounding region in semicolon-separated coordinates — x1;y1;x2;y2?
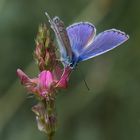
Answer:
34;24;57;71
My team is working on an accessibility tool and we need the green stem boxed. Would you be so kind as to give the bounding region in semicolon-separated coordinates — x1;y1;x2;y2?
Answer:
48;135;53;140
45;93;56;140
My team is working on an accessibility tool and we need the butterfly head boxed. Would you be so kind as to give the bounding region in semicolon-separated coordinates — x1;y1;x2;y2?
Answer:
67;56;78;69
61;55;77;69
69;62;77;69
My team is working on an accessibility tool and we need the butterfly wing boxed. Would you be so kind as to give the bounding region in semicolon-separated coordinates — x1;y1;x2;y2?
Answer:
45;12;72;64
78;29;129;61
66;22;96;60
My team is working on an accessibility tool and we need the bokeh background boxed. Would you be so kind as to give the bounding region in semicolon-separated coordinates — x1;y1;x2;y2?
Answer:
0;0;139;140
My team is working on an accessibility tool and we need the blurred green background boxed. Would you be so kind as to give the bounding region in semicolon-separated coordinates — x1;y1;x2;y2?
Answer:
0;0;139;140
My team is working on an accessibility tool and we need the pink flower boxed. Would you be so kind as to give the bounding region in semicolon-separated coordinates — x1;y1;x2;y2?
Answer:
38;70;56;97
17;67;71;98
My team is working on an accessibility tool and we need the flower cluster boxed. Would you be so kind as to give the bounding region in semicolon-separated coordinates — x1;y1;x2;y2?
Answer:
17;24;71;139
17;68;71;99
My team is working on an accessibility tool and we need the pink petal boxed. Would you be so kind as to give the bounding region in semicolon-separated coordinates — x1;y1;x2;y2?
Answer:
17;69;30;85
46;71;54;87
39;70;54;89
57;67;72;88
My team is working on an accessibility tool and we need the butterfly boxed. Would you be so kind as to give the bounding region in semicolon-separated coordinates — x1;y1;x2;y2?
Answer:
45;12;129;69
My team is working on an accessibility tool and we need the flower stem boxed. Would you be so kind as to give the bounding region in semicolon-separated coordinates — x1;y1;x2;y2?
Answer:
48;135;53;140
45;93;57;140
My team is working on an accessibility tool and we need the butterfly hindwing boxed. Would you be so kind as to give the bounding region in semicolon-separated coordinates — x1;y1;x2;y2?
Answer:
78;29;129;61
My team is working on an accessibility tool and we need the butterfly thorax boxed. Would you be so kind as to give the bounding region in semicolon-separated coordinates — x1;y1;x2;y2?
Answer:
60;52;78;69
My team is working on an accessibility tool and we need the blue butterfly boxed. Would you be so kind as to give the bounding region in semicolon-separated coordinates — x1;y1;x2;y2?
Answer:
45;12;129;69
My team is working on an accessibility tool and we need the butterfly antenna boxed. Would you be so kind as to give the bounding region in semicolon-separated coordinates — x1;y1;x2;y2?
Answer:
45;12;53;23
83;78;90;91
45;12;58;36
79;69;90;91
45;12;56;29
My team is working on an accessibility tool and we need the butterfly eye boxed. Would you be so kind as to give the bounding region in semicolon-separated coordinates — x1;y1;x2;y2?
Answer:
69;63;74;68
53;17;60;24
